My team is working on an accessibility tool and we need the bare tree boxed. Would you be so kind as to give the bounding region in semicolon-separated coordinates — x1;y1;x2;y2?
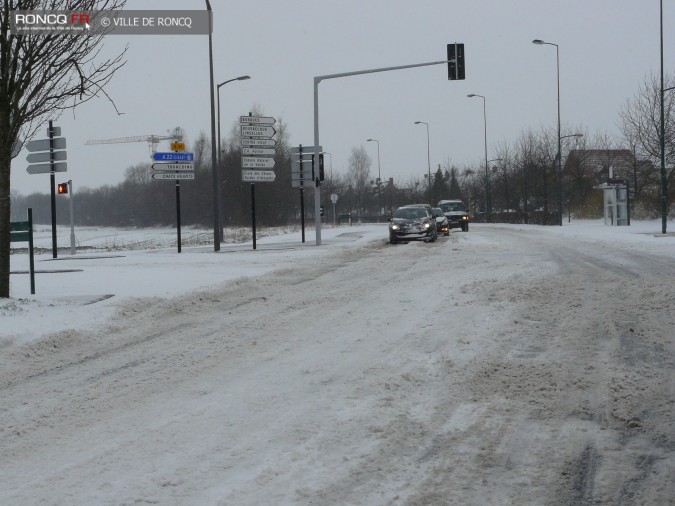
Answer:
620;73;675;169
0;0;127;297
346;145;371;217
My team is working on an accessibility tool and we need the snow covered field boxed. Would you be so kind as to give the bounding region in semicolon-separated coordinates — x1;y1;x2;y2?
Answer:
1;220;674;505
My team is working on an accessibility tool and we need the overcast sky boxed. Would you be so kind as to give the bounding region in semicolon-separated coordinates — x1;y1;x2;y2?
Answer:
10;0;674;195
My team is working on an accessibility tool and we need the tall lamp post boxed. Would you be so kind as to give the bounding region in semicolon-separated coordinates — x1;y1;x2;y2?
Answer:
414;121;431;204
659;0;671;234
467;94;492;221
366;138;382;216
532;38;563;226
217;75;250;241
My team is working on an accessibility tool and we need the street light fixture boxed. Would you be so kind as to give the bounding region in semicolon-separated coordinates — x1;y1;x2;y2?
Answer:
217;75;250;241
366;138;382;215
467;93;493;221
532;38;563;226
414;121;431;204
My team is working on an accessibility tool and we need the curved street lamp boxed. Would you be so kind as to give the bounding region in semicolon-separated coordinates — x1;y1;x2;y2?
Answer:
532;38;563;225
467;94;492;221
414;121;431;204
216;75;250;241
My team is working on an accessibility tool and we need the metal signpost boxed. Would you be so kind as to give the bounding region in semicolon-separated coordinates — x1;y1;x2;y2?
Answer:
291;145;322;243
151;150;195;253
240;115;277;250
26;121;67;258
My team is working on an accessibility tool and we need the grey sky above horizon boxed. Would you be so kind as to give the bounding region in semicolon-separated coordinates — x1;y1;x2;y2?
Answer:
10;0;674;195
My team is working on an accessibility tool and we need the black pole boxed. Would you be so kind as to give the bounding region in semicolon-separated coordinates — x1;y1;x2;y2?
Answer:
176;180;182;253
49;120;57;258
299;144;305;243
251;183;256;250
659;0;668;234
205;0;220;251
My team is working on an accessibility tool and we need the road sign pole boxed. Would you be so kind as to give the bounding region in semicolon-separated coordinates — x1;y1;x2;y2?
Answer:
176;180;182;253
299;145;305;243
251;183;257;250
49;120;57;258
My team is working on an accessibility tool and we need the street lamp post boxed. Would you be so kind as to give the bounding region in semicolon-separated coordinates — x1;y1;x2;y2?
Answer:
532;38;563;226
414;122;431;205
217;75;250;241
467;94;492;221
659;0;670;234
366;138;382;216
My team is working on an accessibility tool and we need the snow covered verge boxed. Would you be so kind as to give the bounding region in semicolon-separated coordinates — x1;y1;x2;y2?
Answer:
1;220;674;505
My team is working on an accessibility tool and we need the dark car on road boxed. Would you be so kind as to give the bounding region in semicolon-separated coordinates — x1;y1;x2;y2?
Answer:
438;199;470;232
389;206;438;244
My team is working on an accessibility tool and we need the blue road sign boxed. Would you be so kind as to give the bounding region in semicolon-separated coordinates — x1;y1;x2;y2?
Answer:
152;152;194;162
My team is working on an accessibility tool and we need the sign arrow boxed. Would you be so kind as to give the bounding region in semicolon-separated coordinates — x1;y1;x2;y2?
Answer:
152;163;194;171
152;152;194;162
242;170;277;182
241;138;276;147
26;137;66;152
152;172;195;180
241;125;276;138
242;157;276;169
240;116;275;125
27;162;67;174
27;151;67;163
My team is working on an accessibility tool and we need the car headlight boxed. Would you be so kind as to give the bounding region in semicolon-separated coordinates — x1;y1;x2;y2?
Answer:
390;224;400;230
463;216;468;221
423;223;430;229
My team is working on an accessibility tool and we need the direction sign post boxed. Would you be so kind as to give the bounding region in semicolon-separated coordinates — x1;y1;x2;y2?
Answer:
151;163;194;171
152;172;195;180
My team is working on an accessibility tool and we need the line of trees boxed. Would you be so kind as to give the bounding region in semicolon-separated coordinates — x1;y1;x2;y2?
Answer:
9;78;675;229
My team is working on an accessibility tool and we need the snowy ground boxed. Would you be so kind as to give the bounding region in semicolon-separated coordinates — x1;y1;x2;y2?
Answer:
1;220;674;505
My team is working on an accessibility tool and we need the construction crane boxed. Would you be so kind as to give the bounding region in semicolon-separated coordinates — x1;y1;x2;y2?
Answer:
86;127;183;157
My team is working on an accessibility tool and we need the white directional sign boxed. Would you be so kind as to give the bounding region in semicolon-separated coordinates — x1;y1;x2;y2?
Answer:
26;137;66;152
242;169;277;182
241;125;276;138
152;163;194;171
152;172;195;180
242;157;276;169
240;116;275;125
242;138;277;147
242;147;276;156
26;150;67;163
26;162;67;174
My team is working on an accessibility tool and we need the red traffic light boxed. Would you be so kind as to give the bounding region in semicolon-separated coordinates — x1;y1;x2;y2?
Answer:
57;182;68;194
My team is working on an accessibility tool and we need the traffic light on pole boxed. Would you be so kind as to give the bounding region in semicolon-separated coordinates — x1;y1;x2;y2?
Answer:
447;43;465;80
319;153;325;181
320;205;325;217
57;182;68;194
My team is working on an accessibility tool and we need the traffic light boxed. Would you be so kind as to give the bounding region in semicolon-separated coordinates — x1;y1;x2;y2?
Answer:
312;153;325;181
57;182;68;194
320;205;325;217
447;43;465;80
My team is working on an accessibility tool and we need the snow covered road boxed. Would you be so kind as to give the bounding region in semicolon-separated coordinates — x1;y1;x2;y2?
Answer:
1;224;673;505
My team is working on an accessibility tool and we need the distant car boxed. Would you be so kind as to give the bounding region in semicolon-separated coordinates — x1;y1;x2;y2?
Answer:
438;199;470;232
388;206;438;244
432;207;449;236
